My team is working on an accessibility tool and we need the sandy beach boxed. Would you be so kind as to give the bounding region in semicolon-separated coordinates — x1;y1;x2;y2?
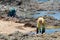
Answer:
0;20;36;34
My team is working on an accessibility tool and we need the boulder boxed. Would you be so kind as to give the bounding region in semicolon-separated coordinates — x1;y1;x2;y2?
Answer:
24;22;36;28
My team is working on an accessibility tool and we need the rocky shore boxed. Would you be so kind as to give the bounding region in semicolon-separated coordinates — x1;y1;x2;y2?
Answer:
0;0;60;11
0;31;60;40
0;0;60;40
0;12;60;27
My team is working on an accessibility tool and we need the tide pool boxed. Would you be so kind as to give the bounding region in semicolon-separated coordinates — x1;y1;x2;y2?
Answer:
33;11;60;20
28;28;60;34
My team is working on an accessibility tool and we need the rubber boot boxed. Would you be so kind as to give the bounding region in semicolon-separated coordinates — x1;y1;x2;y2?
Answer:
36;28;38;34
40;26;45;34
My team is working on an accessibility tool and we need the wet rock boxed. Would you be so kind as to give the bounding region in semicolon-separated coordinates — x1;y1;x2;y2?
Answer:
47;12;56;14
24;19;31;22
16;0;22;5
0;31;60;40
24;22;36;28
0;34;5;39
43;15;60;26
15;20;21;23
19;19;26;23
0;34;9;40
54;21;60;26
18;19;31;23
9;36;17;40
24;22;32;27
50;35;57;38
8;31;24;37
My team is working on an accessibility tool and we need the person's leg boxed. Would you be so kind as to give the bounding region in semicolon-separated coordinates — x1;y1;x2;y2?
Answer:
40;29;41;33
12;10;16;17
39;27;45;34
13;12;16;17
8;12;12;17
36;28;38;34
41;27;45;34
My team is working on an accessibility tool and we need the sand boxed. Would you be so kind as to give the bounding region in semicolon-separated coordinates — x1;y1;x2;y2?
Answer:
0;20;35;34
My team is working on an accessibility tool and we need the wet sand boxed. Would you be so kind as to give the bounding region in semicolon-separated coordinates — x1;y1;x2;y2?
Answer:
0;20;36;34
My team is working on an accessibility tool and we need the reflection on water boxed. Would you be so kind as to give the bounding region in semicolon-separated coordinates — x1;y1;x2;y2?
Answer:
46;26;60;34
37;0;49;2
37;0;60;2
29;28;60;34
45;28;60;34
33;11;60;20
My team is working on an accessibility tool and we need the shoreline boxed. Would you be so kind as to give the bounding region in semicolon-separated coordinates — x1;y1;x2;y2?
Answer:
0;30;60;40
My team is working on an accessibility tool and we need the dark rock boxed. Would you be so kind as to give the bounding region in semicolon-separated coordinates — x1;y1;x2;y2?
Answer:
42;15;60;26
9;36;17;40
8;31;24;37
0;34;9;40
24;22;36;28
0;34;5;39
17;1;22;5
19;19;25;23
15;20;21;23
36;8;44;11
47;12;56;14
24;22;32;27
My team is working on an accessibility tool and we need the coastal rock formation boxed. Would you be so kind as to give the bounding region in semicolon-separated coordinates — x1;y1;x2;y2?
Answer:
43;15;60;26
0;31;60;40
0;0;60;11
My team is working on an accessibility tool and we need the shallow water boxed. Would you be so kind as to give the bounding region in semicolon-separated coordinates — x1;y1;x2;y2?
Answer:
33;11;60;20
37;0;49;2
37;0;60;2
32;11;60;34
0;4;60;34
28;28;60;34
45;28;60;34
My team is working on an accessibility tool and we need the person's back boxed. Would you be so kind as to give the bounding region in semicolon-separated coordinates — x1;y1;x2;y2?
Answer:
8;7;16;17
